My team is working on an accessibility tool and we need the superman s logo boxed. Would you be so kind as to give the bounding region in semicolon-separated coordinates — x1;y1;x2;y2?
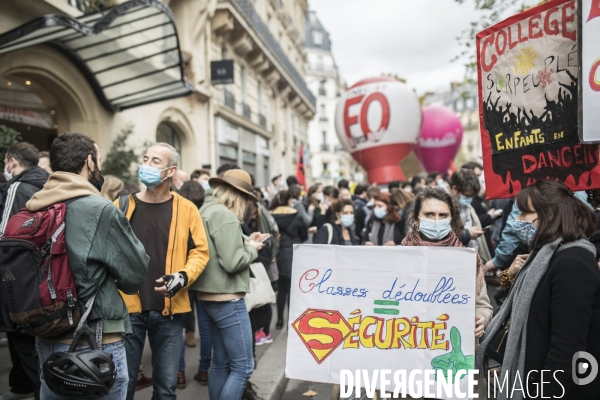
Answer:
292;309;352;364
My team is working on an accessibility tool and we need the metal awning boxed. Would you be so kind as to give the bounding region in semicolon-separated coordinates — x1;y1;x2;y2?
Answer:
0;0;193;112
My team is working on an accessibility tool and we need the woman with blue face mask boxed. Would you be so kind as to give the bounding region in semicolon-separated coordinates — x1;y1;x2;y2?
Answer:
476;180;600;399
402;187;494;343
363;192;404;246
449;169;492;264
314;199;358;245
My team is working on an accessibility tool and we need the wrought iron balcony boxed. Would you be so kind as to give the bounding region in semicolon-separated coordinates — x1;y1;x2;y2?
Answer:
320;144;330;152
227;0;316;107
258;113;267;128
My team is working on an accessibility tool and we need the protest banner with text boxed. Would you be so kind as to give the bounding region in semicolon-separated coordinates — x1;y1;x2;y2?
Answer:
285;245;477;399
477;0;600;199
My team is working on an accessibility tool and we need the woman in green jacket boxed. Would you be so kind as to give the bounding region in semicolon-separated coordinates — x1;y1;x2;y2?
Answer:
190;169;267;400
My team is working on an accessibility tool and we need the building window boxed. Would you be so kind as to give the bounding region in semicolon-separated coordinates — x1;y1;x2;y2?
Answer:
320;104;326;115
242;150;257;176
241;66;247;103
257;81;262;114
156;122;182;165
309;11;316;23
219;144;238;166
319;80;326;96
316;55;323;71
313;31;323;47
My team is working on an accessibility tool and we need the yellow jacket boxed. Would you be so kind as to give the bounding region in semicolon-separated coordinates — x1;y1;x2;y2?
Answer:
114;192;209;316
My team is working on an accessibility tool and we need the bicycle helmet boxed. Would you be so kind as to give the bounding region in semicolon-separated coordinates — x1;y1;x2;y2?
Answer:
43;348;116;399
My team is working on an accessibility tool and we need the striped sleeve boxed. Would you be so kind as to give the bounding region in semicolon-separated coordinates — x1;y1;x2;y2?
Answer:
0;182;21;237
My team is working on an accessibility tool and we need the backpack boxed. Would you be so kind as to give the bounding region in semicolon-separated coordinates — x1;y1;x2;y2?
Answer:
257;202;280;268
0;199;83;336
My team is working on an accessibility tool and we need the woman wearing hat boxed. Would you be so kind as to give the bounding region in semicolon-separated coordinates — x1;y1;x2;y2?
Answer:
190;169;268;400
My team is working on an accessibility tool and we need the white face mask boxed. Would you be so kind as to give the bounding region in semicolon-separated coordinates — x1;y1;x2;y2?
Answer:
3;161;13;181
316;192;324;202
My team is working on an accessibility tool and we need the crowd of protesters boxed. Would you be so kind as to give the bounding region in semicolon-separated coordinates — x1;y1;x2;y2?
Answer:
0;134;598;399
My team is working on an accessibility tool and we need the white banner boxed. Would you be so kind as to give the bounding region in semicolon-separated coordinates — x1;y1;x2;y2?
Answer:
285;245;477;399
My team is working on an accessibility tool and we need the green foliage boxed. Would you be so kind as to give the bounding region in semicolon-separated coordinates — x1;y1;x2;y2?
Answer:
102;124;144;186
0;125;22;170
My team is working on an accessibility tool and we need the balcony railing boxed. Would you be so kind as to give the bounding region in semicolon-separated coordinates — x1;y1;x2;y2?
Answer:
319;116;328;122
224;89;235;110
227;0;316;107
258;113;267;128
334;145;345;152
320;144;330;152
318;88;326;96
242;102;251;119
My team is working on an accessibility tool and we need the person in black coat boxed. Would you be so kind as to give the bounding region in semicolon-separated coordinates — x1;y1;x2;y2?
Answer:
270;190;307;329
586;189;600;261
487;180;600;399
314;199;359;245
0;142;49;400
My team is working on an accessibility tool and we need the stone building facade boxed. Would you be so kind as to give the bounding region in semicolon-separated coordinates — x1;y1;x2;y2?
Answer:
0;0;315;187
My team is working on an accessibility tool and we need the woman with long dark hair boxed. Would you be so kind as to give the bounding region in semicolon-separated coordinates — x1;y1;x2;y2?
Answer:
314;199;359;245
270;190;307;329
476;180;600;399
402;187;493;337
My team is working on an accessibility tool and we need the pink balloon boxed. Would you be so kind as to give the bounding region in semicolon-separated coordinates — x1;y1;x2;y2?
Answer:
414;106;463;173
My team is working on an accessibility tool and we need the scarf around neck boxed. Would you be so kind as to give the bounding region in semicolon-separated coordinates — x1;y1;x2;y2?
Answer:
474;237;596;400
371;219;395;246
401;230;483;276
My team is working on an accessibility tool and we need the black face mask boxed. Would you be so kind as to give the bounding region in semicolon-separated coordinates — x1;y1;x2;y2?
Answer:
89;161;104;192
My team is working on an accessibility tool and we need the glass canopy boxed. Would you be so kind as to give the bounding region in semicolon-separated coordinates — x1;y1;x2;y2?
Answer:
0;0;193;112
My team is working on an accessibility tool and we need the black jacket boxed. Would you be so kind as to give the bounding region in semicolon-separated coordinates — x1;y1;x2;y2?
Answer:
524;246;600;399
314;222;359;245
590;210;600;261
0;166;49;235
272;207;307;279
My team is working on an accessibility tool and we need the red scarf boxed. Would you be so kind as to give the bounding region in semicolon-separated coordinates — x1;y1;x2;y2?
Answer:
401;230;483;276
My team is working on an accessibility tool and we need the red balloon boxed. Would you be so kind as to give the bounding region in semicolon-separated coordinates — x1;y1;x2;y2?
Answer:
414;106;464;174
335;77;422;183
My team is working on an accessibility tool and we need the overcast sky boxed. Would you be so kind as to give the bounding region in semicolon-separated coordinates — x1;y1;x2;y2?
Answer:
309;0;484;95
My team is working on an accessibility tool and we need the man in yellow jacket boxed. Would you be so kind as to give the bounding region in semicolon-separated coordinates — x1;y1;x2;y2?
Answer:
115;143;209;400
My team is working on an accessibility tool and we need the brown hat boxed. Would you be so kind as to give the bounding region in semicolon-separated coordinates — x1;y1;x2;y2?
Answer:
209;169;258;202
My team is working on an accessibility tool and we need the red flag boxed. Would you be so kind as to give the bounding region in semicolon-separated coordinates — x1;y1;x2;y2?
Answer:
296;144;306;189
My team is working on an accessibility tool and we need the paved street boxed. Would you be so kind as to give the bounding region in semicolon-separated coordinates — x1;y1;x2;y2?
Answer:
0;304;285;400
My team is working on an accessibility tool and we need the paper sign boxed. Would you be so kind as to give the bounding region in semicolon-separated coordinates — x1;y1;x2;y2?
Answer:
399;151;424;179
285;245;477;399
579;0;600;142
477;0;600;199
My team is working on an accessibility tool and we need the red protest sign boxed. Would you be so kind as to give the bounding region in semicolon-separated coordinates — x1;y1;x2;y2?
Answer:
477;0;600;199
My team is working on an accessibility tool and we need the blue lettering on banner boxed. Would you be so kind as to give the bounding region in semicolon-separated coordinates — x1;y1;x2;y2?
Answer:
381;277;471;305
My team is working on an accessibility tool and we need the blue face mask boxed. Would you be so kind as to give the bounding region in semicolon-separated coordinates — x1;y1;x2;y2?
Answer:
514;219;537;246
340;214;354;227
201;180;211;190
458;195;473;207
139;165;171;189
374;207;387;220
418;217;452;241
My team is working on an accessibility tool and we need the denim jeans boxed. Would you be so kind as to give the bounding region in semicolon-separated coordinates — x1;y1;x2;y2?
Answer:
202;299;254;400
36;339;128;400
124;312;182;400
179;291;212;372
